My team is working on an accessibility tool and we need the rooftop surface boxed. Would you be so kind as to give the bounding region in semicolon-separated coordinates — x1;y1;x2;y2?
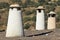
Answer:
0;29;60;40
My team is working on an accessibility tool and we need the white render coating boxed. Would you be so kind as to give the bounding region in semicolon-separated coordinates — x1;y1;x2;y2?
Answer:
47;11;56;29
6;4;24;37
36;9;45;30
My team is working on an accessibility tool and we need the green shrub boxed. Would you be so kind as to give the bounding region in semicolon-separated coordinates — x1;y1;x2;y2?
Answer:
56;23;60;28
22;4;27;8
32;10;36;15
25;10;36;15
0;21;3;26
45;5;56;13
11;0;22;5
31;16;36;22
11;0;21;3
0;2;9;9
23;17;31;23
45;13;47;20
38;0;46;6
56;12;60;22
24;23;31;29
25;11;33;15
57;1;60;6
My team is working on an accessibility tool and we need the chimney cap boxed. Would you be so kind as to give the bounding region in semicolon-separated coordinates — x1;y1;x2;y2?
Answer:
10;4;20;7
49;11;56;14
36;6;45;9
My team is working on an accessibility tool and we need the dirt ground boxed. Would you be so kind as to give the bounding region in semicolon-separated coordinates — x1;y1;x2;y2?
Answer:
0;29;60;40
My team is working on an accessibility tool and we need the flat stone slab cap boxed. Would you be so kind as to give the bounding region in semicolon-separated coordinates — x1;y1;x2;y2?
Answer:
49;11;56;14
36;6;45;9
10;4;20;7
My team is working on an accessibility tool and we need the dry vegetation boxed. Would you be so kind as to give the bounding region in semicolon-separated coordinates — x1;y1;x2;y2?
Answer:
0;0;60;30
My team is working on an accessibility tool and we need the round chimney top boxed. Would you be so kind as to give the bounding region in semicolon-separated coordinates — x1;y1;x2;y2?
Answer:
10;4;20;7
49;11;56;14
36;6;45;9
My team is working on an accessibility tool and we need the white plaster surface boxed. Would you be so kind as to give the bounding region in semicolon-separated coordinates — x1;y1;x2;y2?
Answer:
6;8;24;37
36;10;45;30
47;17;56;29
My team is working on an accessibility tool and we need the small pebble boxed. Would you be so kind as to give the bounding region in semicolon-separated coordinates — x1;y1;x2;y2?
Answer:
45;34;48;36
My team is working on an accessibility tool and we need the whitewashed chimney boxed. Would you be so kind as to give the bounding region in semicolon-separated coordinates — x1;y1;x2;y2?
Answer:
36;6;45;30
6;4;24;37
47;11;56;29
